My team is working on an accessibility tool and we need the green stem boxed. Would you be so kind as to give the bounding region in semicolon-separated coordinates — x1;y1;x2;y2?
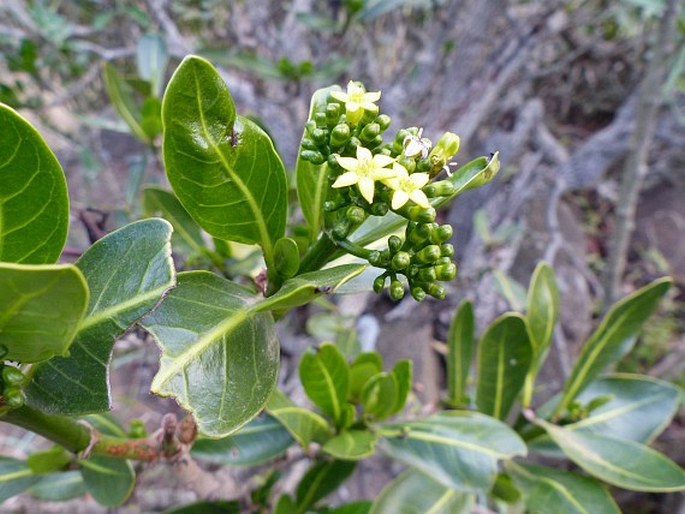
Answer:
298;232;342;273
2;406;167;461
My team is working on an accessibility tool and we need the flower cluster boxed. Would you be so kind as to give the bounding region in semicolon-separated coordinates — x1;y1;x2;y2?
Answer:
299;80;462;301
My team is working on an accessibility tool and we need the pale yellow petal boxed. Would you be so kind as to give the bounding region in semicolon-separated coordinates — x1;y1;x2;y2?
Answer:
336;156;359;171
358;177;376;203
332;171;359;188
410;173;430;188
356;146;373;162
372;154;395;168
392;190;409;210
383;177;400;190
372;167;398;181
391;162;409;178
360;101;379;112
409;190;430;208
330;90;348;102
364;91;381;102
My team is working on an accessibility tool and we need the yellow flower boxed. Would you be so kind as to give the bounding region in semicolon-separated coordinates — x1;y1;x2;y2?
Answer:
330;81;381;124
333;146;396;204
384;163;430;210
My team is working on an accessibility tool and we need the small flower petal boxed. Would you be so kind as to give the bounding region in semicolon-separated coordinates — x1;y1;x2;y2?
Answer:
358;177;376;204
356;146;373;161
330;90;348;102
332;171;359;188
410;173;430;188
372;154;395;168
409;190;430;208
391;190;409;210
364;91;381;102
336;156;359;171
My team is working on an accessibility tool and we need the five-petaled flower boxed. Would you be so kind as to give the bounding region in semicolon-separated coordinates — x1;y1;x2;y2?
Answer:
330;81;381;125
333;146;396;204
384;163;431;210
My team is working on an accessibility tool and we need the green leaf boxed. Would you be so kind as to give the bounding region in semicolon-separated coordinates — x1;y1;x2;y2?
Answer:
370;469;474;514
191;415;294;466
295;460;356;512
361;372;398;421
322;429;378;460
321;501;372;514
0;263;88;363
25;219;174;414
80;456;135;507
299;342;349;425
0;457;38;503
162;55;287;265
523;262;559;406
136;33;168;98
506;461;620;514
446;299;475;408
27;447;72;474
475;313;532;420
164;500;240;514
255;264;367;313
275;494;297;514
556;278;672;415
143;185;206;256
140;271;279;437
102;63;149;142
493;271;527;311
296;86;338;241
0;103;69;264
389;360;412;416
274;237;300;279
534;417;685;492
28;470;86;502
378;411;526;492
163;500;241;514
266;388;333;446
348;352;383;402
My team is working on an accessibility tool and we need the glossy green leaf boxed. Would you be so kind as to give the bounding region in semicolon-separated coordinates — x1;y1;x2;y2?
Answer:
273;237;300;280
475;313;532;420
255;264;367;313
164;500;240;514
295;460;356;512
266;388;333;446
322;429;378;460
0;103;69;264
191;415;294;466
535;417;685;492
136;33;168;98
371;469;474;514
349;352;383;402
493;271;527;311
556;278;672;415
140;271;279;437
0;457;38;503
351;156;498;249
102;63;148;142
143;185;206;256
446;299;475;408
299;342;349;425
29;471;86;502
0;263;88;363
296;86;338;241
506;461;620;514
80;456;135;507
26;219;175;414
274;494;297;514
378;411;526;492
361;372;398;421
162;55;287;265
523;262;559;406
389;360;412;416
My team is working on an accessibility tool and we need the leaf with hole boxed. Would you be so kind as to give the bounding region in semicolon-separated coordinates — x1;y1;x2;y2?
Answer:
25;219;174;414
140;270;279;437
0;103;69;264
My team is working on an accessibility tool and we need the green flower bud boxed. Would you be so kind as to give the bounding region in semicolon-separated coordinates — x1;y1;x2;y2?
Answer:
301;137;317;150
392;251;411;270
397;156;416;173
389;280;405;301
301;150;325;165
326;102;341;121
418;266;437;282
427;283;447;300
368;135;384;148
370;201;388;216
415;244;441;264
327;154;342;171
407;205;436;223
331;123;351;147
431;224;454;244
440;243;455;257
375;114;391;131
360;123;381;143
435;262;457;281
3;386;24;409
311;128;328;145
314;112;327;126
436;256;453;266
373;274;387;294
410;287;426;302
368;250;383;266
2;366;24;386
128;419;148;439
416;158;432;173
430;132;460;161
346;206;366;225
331;219;351;240
388;235;402;254
361;109;377;125
345;136;361;153
305;120;316;133
408;222;431;245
